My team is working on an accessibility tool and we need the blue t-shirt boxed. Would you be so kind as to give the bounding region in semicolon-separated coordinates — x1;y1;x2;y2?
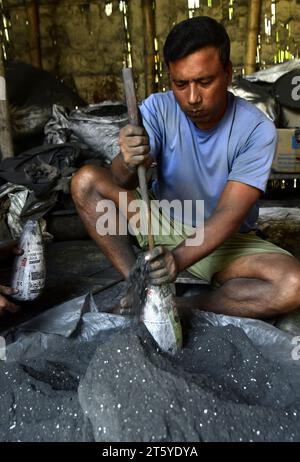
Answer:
140;91;277;232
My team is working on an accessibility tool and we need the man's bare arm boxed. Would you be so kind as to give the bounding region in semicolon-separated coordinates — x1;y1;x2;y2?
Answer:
145;181;262;284
173;181;262;273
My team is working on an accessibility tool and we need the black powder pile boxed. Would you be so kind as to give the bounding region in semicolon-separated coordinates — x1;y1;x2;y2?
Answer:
79;316;300;442
0;337;98;442
0;304;300;441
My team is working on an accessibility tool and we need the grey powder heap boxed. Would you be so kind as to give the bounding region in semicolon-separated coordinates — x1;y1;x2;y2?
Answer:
1;306;300;442
79;317;300;442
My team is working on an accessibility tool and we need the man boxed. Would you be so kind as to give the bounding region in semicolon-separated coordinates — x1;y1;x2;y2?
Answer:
0;240;23;317
71;16;300;318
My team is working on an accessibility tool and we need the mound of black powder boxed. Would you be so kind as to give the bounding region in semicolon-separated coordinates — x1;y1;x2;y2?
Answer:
79;317;300;442
1;306;300;442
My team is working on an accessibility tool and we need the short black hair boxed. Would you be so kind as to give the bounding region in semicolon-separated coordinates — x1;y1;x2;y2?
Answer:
163;16;230;68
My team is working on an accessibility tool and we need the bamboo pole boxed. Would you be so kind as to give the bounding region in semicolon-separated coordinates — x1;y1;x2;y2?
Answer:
141;0;156;96
245;0;262;75
0;46;13;159
26;0;42;68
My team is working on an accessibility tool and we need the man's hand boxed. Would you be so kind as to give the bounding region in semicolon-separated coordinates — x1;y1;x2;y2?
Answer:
145;246;178;285
119;124;151;171
0;240;23;316
0;285;19;316
0;240;23;261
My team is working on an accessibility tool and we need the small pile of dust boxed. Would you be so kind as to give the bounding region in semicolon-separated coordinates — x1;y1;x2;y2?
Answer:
0;339;98;442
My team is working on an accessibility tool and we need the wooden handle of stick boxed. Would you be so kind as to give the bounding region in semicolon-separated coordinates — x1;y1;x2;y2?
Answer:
122;68;154;250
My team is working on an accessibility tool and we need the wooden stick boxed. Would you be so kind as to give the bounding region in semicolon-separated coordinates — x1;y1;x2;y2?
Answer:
245;0;262;75
122;67;155;250
26;0;42;68
141;0;156;96
0;48;13;159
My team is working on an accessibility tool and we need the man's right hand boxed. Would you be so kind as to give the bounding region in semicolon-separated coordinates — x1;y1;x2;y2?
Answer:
119;124;151;171
0;285;20;316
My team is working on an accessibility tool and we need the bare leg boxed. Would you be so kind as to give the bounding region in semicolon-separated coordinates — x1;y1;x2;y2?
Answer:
72;169;300;319
176;253;300;318
71;165;138;279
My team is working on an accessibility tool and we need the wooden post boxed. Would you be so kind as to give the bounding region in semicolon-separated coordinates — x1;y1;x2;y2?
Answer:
141;0;156;96
26;0;42;68
0;47;14;159
245;0;262;75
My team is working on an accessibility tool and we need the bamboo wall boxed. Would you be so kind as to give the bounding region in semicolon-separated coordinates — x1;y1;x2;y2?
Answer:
1;0;300;103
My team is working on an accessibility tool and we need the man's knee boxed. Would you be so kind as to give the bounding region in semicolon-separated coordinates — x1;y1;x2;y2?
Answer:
71;165;108;204
275;267;300;314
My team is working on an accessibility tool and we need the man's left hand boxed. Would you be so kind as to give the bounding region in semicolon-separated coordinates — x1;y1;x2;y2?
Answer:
0;240;23;261
145;246;178;285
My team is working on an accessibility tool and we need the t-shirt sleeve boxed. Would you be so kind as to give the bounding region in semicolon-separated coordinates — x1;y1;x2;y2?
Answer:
228;120;277;193
139;95;163;161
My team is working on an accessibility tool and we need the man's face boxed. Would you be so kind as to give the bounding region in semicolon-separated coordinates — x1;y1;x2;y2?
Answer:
169;46;233;130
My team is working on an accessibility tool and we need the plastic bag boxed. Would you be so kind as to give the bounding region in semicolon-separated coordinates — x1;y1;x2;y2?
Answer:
230;76;279;124
245;58;300;83
44;102;128;163
11;219;46;301
0;183;55;239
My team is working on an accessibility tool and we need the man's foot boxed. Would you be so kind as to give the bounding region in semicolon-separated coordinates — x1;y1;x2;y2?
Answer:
109;295;134;315
109;292;193;321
